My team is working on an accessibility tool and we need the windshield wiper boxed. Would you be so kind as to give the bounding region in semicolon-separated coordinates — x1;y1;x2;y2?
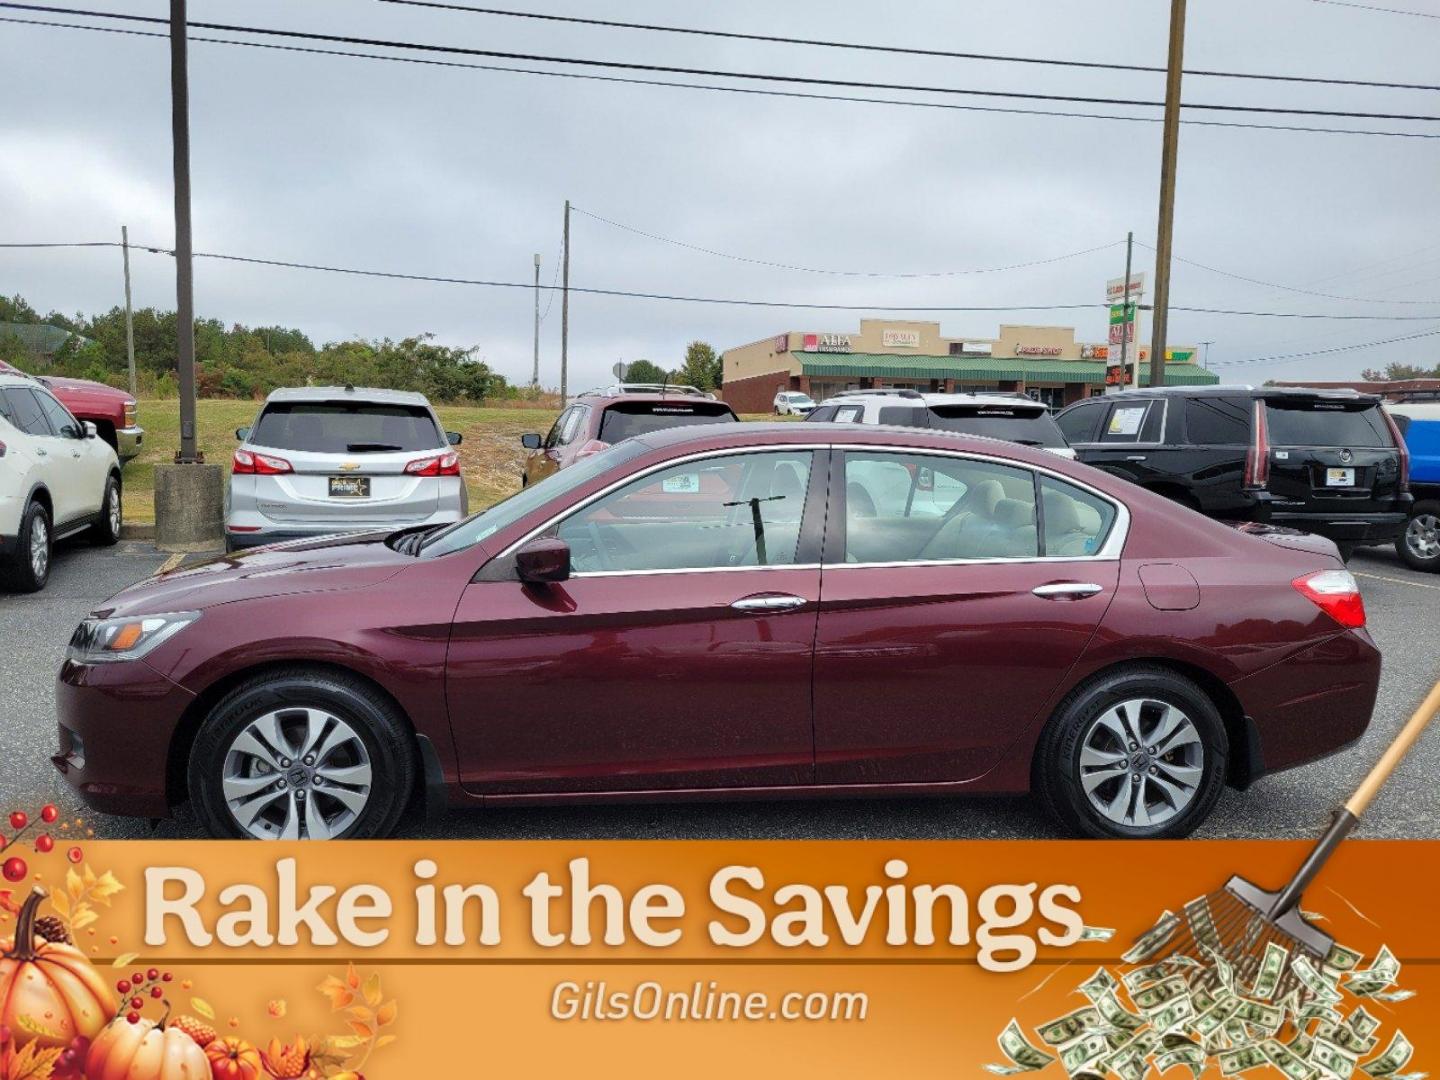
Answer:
346;442;403;452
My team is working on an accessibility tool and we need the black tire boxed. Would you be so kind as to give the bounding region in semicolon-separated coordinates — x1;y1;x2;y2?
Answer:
1;500;51;593
1396;500;1440;573
1033;665;1227;840
90;474;122;546
189;667;418;840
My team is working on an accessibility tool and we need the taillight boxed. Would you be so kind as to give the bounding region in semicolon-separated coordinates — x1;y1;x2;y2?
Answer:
231;448;293;475
1380;408;1410;493
1244;400;1270;491
405;451;461;477
1292;569;1366;629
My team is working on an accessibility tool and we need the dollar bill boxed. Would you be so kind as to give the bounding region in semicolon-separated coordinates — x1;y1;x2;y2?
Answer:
1080;925;1116;942
1157;1044;1206;1078
1078;967;1119;1003
1366;990;1415;1004
1264;1038;1319;1080
1123;912;1180;965
1293;955;1345;1006
1095;990;1147;1033
1289;1032;1315;1060
1325;943;1364;973
992;1019;1057;1074
1220;1045;1270;1076
1232;998;1284;1034
1320;1022;1379;1058
1194;998;1242;1039
1360;1032;1413;1078
1060;1033;1111;1075
1123;963;1172;992
1132;975;1189;1014
1345;947;1400;995
1037;1007;1104;1047
1203;944;1237;993
1314;1037;1360;1080
1150;995;1196;1034
1251;941;1290;1001
1349;1007;1382;1039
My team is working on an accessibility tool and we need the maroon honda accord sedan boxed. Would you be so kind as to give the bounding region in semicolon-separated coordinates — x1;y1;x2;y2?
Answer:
54;423;1379;840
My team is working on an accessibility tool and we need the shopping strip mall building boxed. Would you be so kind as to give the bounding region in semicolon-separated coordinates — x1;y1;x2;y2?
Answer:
720;319;1217;412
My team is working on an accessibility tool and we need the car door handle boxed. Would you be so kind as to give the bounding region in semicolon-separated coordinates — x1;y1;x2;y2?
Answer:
731;594;807;612
1032;583;1104;600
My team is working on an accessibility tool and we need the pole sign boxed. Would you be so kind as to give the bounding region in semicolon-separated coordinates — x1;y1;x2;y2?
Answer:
1109;303;1137;345
1105;364;1134;386
1106;273;1146;302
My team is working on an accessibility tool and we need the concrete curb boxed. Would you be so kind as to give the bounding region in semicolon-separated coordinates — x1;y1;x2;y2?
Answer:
119;523;155;540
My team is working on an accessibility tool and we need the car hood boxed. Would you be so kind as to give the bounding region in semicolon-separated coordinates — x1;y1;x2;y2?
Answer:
96;532;412;617
36;374;131;402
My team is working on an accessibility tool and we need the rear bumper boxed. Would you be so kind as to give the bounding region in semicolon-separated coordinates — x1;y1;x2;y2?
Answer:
1268;510;1409;544
225;508;463;549
116;426;144;462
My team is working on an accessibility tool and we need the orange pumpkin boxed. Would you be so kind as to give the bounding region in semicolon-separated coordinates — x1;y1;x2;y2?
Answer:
0;887;115;1049
86;1014;210;1080
206;1036;264;1080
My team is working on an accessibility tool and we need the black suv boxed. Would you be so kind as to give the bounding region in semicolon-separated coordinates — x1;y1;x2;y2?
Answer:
1056;386;1412;558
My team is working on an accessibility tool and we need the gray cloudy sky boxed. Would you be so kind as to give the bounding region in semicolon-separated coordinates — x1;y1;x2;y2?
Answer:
3;0;1439;390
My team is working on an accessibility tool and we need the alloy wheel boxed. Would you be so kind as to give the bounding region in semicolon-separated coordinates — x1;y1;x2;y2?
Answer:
1407;513;1439;562
108;486;121;535
221;707;373;839
29;515;48;580
1078;698;1204;829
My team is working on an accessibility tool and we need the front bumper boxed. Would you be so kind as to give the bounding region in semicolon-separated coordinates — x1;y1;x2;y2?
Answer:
116;426;144;462
52;657;195;818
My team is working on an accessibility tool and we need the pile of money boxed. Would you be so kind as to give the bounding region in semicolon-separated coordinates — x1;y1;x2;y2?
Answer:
986;907;1420;1080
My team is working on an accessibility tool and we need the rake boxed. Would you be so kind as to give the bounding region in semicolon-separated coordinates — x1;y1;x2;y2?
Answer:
1131;678;1440;1004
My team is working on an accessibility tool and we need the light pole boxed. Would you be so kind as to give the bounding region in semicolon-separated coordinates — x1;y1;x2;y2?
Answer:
1199;340;1214;370
531;253;541;388
1150;0;1188;392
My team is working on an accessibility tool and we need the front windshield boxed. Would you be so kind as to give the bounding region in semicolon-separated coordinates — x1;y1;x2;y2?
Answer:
420;439;649;558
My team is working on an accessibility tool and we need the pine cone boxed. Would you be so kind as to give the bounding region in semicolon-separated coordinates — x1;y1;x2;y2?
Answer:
33;914;70;944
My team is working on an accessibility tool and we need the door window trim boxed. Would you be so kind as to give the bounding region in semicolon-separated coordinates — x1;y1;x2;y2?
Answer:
826;446;1128;568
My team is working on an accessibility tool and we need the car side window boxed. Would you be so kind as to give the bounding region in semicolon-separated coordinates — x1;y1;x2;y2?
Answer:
35;391;81;438
1040;477;1117;558
558;406;587;445
842;451;1038;564
877;405;927;427
1184;396;1252;445
806;405;837;423
1099;402;1153;444
1057;401;1103;443
555;450;814;573
1;388;54;437
543;409;571;449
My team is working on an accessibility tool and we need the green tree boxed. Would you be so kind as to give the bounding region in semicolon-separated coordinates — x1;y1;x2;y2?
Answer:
675;340;721;390
1360;361;1440;381
623;358;668;384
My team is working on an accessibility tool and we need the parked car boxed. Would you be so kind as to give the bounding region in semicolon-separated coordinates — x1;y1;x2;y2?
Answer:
773;391;817;416
1;372;122;591
225;386;466;552
0;361;142;462
1056;386;1411;560
1387;401;1440;571
520;386;737;486
56;422;1377;841
805;389;1075;458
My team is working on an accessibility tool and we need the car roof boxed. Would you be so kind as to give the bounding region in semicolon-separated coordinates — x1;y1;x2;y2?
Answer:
1106;384;1381;404
0;372;43;389
263;386;433;406
574;392;735;409
820;390;1044;409
1389;401;1440;421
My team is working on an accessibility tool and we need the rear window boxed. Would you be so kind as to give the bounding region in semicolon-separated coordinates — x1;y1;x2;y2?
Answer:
926;405;1068;448
597;401;736;444
1264;400;1392;448
250;401;444;454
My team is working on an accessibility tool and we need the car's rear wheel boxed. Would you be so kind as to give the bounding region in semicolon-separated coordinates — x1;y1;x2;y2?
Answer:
1034;666;1227;839
1397;501;1440;573
90;474;122;546
1;500;51;593
189;668;417;839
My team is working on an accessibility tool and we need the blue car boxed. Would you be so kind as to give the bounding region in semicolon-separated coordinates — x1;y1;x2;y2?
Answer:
1389;401;1440;571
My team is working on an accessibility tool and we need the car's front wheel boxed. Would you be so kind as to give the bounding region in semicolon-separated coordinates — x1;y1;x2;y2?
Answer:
1397;500;1440;573
90;474;121;546
1;499;51;593
1033;666;1227;839
189;668;417;839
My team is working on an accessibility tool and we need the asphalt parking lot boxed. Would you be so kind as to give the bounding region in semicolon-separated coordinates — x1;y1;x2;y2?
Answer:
3;538;1437;841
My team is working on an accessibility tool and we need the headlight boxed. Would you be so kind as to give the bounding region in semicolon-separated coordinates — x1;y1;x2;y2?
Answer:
67;611;200;664
123;401;137;428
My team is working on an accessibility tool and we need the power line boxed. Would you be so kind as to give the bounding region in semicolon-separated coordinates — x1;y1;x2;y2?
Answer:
1210;325;1440;367
5;4;1440;125
572;207;1124;278
5;15;1438;142
9;238;1440;321
381;0;1440;93
1312;0;1440;18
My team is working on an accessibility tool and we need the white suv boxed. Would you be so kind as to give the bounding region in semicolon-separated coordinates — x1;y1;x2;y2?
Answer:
773;391;817;416
805;390;1076;458
1;373;122;592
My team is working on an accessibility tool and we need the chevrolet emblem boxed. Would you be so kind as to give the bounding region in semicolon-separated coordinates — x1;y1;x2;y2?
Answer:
338;462;361;471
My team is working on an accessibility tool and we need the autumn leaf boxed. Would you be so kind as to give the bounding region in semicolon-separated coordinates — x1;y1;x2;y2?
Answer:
346;1021;373;1041
90;870;124;905
191;998;216;1020
361;972;382;1008
4;1041;63;1080
344;963;360;990
324;1035;366;1052
111;952;138;968
65;869;83;902
47;892;68;919
375;1000;397;1027
70;908;98;932
317;976;354;1011
374;1034;398;1050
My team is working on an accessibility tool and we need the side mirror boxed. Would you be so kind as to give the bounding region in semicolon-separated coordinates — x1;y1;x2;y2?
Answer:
82;421;98;439
520;433;543;450
447;431;463;446
236;427;251;441
515;537;570;584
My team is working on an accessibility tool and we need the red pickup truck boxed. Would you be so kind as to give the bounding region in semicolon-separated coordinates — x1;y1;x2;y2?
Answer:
0;362;143;461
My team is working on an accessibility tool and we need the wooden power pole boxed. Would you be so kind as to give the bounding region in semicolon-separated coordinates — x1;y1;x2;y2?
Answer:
560;200;571;403
121;225;137;399
1149;0;1187;392
169;0;199;462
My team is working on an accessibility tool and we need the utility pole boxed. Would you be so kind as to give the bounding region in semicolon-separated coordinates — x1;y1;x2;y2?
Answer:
560;200;571;403
1149;0;1187;393
120;225;137;399
1119;230;1134;391
1199;340;1214;370
531;253;541;387
170;0;199;462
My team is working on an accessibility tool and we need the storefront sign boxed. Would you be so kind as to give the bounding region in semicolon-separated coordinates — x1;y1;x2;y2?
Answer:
1105;364;1134;386
773;334;789;354
1015;345;1063;357
1106;273;1146;301
1081;345;1110;360
802;332;853;353
1108;303;1136;345
1166;348;1195;362
882;329;920;349
949;342;993;357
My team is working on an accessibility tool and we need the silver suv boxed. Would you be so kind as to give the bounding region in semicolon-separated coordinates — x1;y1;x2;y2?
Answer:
225;386;467;551
804;389;1076;458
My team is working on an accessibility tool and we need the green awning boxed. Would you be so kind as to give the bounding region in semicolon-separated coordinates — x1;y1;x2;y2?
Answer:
798;352;1217;387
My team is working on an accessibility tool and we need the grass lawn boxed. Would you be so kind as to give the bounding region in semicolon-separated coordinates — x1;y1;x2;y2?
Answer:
121;399;782;524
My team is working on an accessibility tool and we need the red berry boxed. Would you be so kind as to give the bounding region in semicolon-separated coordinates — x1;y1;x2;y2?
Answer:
132;972;143;985
161;972;173;982
9;812;27;831
130;996;143;1010
66;846;83;864
35;835;54;853
41;805;58;824
1;857;26;883
126;1012;140;1025
147;968;159;981
116;980;130;994
150;987;162;999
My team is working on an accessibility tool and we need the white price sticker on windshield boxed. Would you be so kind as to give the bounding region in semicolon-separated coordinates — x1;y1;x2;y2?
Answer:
662;474;700;493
